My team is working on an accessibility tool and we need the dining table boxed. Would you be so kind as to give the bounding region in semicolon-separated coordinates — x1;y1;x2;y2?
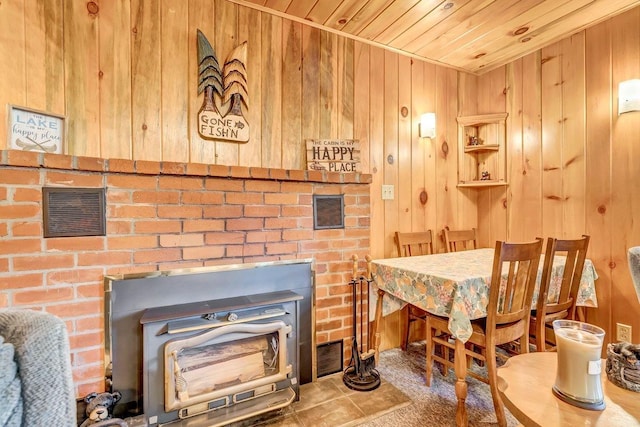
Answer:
369;247;599;427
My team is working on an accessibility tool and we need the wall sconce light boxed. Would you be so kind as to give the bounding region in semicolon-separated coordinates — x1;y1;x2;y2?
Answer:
619;79;640;115
419;113;436;138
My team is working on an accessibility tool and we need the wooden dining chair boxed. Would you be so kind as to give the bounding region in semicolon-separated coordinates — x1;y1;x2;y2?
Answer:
425;238;543;427
394;231;434;351
395;230;434;257
443;227;477;252
530;235;590;352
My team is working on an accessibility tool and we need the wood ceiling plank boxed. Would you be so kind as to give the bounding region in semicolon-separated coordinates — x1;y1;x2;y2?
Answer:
374;0;446;45
461;0;639;73
230;0;639;75
264;0;293;13
386;0;472;50
356;0;423;41
399;0;496;53
244;0;267;7
416;0;543;59
306;0;345;25
440;0;594;70
340;0;397;35
438;0;589;64
323;1;371;31
284;0;317;19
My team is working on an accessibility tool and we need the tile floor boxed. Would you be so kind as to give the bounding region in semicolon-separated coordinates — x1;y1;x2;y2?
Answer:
259;373;412;427
123;372;411;427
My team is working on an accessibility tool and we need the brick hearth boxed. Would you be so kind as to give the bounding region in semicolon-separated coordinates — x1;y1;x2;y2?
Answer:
0;150;371;397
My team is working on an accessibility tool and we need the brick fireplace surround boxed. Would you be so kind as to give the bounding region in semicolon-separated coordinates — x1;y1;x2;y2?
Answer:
0;149;371;398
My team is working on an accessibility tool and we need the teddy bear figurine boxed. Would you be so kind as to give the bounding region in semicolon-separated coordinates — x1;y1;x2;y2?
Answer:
80;391;128;427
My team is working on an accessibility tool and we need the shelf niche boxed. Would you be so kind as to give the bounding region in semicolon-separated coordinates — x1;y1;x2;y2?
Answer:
456;113;508;188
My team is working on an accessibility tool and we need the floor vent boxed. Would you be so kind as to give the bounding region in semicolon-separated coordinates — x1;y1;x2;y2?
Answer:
317;340;343;378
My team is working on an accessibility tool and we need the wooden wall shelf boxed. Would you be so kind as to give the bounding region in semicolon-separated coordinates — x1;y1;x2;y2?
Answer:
463;144;500;153
457;113;508;188
458;181;509;188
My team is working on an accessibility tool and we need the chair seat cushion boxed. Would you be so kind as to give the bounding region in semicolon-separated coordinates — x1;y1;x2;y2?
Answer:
0;335;23;427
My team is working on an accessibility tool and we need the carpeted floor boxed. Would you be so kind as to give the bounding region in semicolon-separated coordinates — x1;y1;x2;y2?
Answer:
359;341;519;427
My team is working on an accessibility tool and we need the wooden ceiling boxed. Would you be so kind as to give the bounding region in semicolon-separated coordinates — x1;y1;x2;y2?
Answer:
232;0;640;75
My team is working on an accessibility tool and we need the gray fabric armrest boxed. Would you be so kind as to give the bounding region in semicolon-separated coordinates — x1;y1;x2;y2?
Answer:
0;335;23;427
0;309;76;427
628;247;640;302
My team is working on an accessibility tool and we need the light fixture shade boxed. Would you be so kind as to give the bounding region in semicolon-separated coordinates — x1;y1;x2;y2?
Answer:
419;113;436;138
619;79;640;115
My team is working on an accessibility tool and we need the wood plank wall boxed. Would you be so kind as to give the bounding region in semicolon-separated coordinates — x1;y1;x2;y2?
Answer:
481;9;640;345
0;0;638;347
0;0;465;257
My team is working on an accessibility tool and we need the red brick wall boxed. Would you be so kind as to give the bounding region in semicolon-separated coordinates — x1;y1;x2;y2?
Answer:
0;150;371;397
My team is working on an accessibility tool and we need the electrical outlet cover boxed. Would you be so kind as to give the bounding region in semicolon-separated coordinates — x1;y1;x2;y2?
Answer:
616;323;632;342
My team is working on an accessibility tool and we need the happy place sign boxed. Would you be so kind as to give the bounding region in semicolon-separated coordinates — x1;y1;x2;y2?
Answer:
305;139;361;173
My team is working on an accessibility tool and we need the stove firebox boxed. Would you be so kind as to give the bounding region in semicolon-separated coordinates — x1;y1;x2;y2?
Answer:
141;290;302;426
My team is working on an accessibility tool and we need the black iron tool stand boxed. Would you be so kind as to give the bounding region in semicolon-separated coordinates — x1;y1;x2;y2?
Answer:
343;255;380;391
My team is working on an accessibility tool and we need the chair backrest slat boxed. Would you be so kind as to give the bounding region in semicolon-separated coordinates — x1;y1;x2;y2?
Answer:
395;230;434;257
537;235;590;320
443;227;477;252
489;239;543;328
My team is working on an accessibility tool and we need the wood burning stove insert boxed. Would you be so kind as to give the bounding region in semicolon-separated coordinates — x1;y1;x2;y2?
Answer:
104;260;314;424
141;290;302;426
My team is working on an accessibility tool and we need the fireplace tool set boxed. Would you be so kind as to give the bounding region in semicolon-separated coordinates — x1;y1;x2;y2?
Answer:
343;255;381;391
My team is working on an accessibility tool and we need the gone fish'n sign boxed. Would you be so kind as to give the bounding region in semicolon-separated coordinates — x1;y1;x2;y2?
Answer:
306;139;361;173
197;30;249;143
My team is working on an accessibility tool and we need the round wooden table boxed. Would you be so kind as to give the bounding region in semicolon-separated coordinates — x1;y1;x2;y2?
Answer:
497;352;639;426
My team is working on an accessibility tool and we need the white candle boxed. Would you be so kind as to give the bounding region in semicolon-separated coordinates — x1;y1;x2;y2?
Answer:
554;323;604;404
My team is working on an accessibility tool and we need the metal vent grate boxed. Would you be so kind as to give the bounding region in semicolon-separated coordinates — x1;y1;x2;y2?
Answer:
317;340;343;378
313;194;344;230
43;187;106;238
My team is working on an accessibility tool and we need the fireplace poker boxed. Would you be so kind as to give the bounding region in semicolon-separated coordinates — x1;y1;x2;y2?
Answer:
342;254;380;391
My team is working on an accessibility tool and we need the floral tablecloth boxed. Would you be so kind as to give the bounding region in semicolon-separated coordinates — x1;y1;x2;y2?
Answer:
371;248;599;343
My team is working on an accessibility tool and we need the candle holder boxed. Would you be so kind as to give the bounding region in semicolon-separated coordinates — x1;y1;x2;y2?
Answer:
552;319;606;410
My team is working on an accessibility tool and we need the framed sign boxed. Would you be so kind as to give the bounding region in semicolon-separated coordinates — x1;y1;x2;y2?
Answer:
306;139;361;172
8;105;65;154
